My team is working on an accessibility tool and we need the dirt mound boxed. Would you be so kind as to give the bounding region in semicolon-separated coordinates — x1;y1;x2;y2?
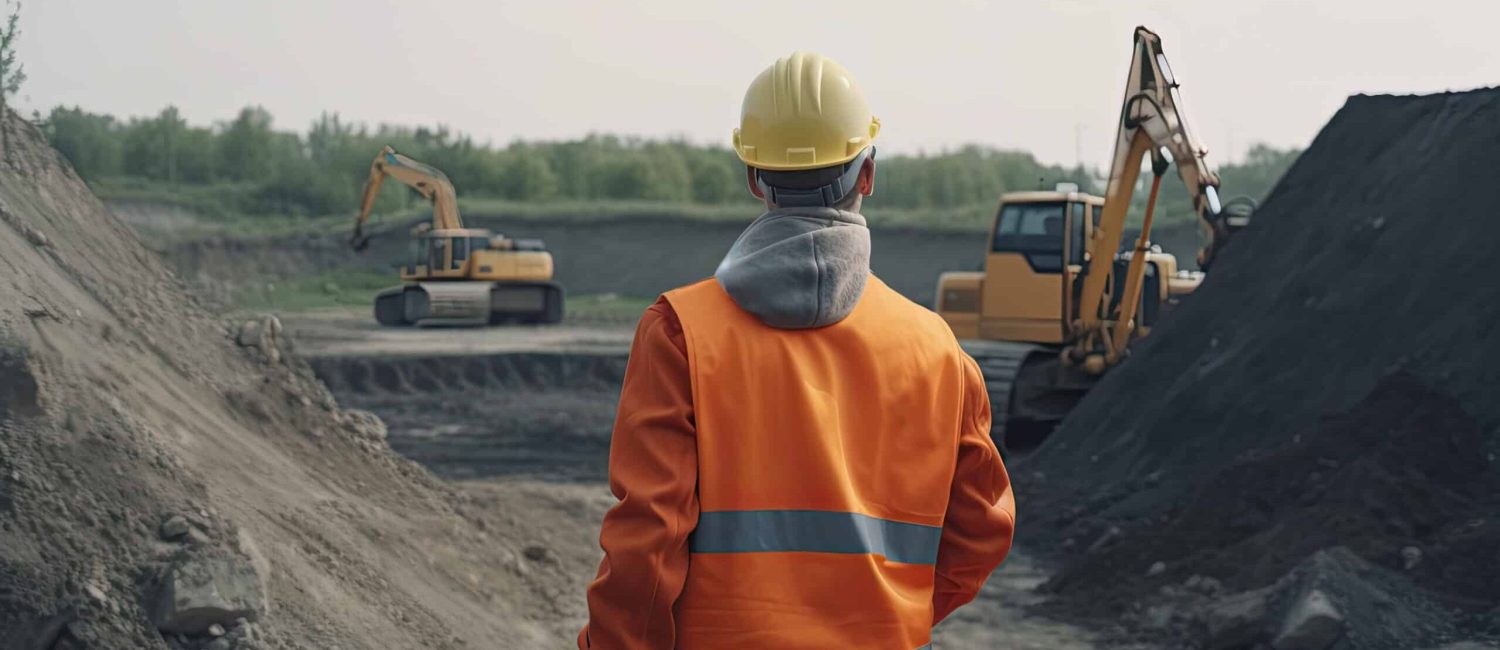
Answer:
0;111;579;648
1021;88;1500;643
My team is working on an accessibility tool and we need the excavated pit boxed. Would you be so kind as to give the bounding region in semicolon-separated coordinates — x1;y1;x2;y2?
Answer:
311;352;627;396
308;352;627;481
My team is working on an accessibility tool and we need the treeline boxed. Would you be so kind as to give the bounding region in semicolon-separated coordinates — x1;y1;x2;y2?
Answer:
40;104;1298;224
41;105;1095;218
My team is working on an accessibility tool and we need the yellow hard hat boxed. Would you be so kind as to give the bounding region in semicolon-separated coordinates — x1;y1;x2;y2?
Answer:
734;51;881;171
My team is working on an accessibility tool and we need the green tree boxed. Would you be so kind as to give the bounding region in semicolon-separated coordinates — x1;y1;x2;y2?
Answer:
686;147;741;203
503;146;559;200
174;126;218;184
307;111;356;167
218;106;277;181
0;1;24;110
121;106;189;182
44;106;122;178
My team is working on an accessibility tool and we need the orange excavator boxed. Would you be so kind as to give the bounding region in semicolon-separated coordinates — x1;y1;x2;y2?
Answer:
351;146;564;326
936;27;1254;453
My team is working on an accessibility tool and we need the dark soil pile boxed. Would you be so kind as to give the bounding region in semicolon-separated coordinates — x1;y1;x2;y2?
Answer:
1019;88;1500;641
1047;372;1497;609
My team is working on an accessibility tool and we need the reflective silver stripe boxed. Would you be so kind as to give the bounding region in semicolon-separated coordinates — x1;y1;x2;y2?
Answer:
690;509;942;565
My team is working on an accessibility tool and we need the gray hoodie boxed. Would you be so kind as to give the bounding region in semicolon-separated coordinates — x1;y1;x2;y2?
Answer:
713;207;871;329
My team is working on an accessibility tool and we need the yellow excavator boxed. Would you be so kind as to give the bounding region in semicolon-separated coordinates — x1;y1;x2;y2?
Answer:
936;26;1254;453
351;146;564;326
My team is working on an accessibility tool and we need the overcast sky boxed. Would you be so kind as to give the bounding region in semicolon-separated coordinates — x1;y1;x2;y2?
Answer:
21;0;1498;168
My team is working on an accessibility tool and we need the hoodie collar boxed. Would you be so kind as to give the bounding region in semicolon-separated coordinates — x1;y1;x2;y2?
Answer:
713;207;871;329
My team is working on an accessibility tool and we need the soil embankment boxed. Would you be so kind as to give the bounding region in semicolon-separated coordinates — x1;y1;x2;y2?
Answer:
1022;89;1500;646
0;110;583;649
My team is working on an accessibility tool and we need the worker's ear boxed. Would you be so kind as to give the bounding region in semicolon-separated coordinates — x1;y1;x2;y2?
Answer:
856;156;876;197
746;167;766;199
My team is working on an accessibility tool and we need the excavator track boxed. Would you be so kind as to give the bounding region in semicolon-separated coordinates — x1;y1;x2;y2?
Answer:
374;282;565;327
959;340;1041;454
960;340;1096;456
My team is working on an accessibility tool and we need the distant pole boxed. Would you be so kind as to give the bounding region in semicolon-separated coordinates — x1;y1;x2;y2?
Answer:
1074;123;1085;168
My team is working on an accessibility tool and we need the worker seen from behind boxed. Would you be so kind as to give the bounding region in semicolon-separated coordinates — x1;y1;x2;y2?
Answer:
580;51;1016;649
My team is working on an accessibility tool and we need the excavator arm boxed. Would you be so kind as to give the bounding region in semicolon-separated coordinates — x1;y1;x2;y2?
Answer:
350;146;463;251
1075;26;1237;363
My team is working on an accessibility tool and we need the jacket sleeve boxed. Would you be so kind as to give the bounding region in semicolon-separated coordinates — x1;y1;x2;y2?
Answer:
931;353;1016;625
580;299;699;649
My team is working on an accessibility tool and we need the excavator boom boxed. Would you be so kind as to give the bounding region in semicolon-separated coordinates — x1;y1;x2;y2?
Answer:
1079;26;1232;345
350;146;463;251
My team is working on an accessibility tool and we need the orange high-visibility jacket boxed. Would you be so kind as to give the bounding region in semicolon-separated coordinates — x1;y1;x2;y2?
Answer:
582;276;1015;649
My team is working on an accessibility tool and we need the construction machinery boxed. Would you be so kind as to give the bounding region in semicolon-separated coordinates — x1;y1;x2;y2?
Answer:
936;26;1253;454
351;146;564;326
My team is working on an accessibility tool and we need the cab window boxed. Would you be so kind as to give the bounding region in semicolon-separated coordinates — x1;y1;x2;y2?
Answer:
451;237;470;270
410;238;429;267
428;238;449;269
992;201;1066;272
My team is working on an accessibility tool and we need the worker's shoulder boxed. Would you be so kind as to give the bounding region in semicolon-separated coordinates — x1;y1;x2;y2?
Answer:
866;275;961;343
663;277;718;298
875;294;974;382
640;295;678;322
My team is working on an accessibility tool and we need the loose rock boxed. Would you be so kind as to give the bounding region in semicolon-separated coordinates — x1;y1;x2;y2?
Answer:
1086;526;1122;555
1401;546;1423;571
152;554;265;635
160;514;191;540
235;315;284;363
1203;588;1271;650
1272;589;1344;650
522;545;551;563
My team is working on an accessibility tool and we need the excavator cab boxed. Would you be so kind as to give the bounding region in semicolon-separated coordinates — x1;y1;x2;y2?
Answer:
401;228;492;281
938;190;1102;345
